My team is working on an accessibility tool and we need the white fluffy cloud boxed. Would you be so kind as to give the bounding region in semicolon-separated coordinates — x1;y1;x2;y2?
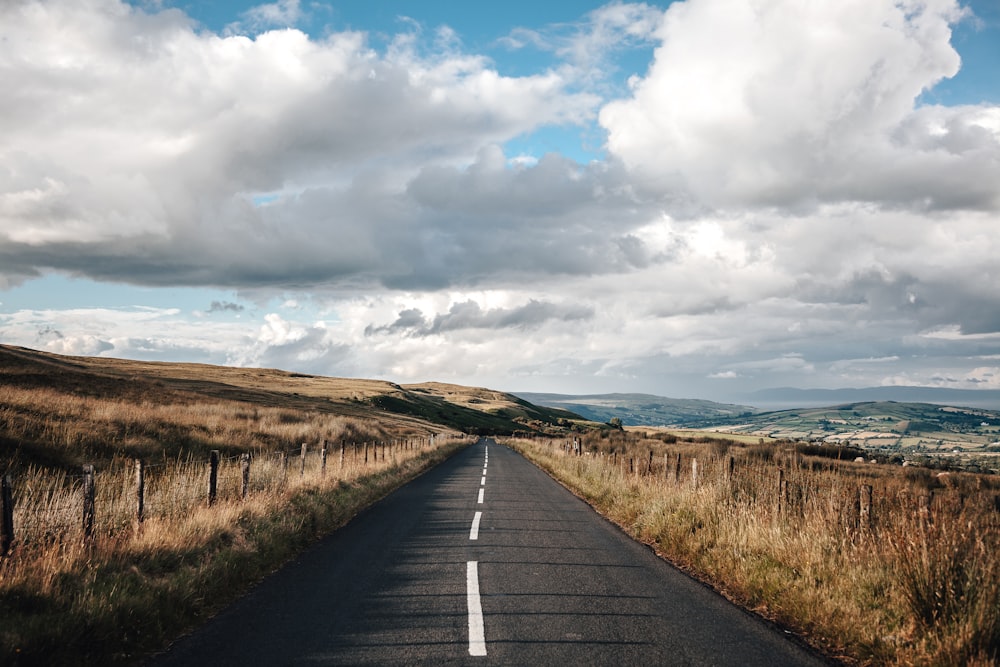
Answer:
0;0;598;287
1;0;999;400
601;0;1000;210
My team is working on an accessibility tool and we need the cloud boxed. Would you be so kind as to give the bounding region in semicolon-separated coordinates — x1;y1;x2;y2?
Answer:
208;300;245;314
0;0;599;289
365;308;429;336
600;0;1000;211
231;0;303;33
502;3;662;87
231;313;352;372
45;335;114;356
365;298;594;337
1;0;999;400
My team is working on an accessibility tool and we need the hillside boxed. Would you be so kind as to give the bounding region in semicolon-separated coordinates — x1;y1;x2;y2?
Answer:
0;345;581;471
515;392;755;427
708;400;1000;472
737;386;1000;410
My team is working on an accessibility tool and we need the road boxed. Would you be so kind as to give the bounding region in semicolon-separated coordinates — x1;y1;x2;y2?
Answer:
148;438;829;666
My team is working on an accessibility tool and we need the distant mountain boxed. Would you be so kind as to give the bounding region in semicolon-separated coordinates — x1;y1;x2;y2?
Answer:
513;392;755;427
738;386;1000;411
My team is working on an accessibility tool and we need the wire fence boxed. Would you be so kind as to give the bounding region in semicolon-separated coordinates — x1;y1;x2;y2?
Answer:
0;433;465;559
531;435;1000;540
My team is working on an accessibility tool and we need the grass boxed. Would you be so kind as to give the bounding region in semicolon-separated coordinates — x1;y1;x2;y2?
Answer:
0;345;573;461
508;434;1000;665
1;436;471;665
0;345;491;665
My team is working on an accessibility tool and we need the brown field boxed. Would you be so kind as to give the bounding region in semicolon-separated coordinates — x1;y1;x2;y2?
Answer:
0;345;492;665
0;344;572;474
508;433;1000;665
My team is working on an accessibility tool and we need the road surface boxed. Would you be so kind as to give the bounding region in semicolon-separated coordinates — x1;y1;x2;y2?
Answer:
148;438;829;665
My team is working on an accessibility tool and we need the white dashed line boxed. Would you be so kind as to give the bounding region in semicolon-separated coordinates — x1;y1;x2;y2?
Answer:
478;488;484;504
469;511;482;540
466;561;487;656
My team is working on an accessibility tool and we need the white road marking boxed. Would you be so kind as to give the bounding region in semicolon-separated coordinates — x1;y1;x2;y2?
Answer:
480;476;486;486
467;561;487;656
470;511;482;540
478;488;484;504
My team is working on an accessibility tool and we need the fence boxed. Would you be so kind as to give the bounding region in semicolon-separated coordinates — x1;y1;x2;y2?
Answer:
0;434;457;559
543;436;1000;537
513;436;1000;664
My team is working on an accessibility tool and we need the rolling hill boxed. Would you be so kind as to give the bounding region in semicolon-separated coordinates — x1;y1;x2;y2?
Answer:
736;386;1000;410
0;345;582;470
514;392;755;427
707;400;1000;471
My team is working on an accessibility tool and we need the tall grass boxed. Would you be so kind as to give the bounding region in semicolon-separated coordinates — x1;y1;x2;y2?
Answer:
0;435;470;665
508;435;1000;665
0;383;396;469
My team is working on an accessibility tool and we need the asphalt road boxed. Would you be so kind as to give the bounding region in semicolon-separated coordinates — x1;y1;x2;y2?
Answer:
148;438;830;666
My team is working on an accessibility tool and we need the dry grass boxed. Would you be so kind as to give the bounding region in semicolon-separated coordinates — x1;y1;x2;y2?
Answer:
0;345;570;466
0;381;397;468
508;434;1000;665
1;435;470;665
0;345;483;665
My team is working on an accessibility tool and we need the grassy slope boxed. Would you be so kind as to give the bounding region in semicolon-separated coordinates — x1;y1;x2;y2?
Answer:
0;345;579;472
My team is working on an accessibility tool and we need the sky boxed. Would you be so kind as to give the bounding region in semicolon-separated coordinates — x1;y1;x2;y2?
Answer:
1;0;999;403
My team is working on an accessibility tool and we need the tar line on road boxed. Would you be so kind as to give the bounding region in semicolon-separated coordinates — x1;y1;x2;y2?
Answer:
148;438;829;666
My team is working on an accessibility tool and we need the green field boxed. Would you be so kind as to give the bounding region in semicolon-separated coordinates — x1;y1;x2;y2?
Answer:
706;401;1000;472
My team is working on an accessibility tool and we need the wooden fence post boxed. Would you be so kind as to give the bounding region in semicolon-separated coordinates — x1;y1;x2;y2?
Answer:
727;455;735;483
208;451;219;506
340;441;345;469
82;465;96;543
321;442;328;477
1;474;13;556
777;469;785;516
674;453;682;484
241;453;251;499
300;443;308;478
691;458;699;490
134;459;145;529
647;450;654;475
